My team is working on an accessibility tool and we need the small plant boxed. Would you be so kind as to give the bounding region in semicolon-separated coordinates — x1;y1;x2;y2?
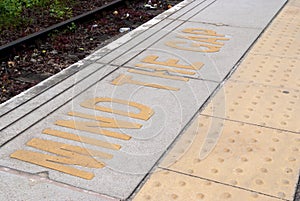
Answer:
50;0;73;20
67;22;77;32
0;0;75;31
0;0;23;28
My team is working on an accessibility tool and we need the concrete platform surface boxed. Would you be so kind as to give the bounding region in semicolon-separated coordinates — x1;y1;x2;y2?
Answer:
0;0;299;200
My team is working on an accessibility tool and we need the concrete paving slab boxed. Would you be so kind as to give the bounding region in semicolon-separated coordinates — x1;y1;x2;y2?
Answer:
133;169;282;201
0;67;217;199
159;115;300;200
230;53;300;91
114;21;261;82
0;167;116;201
202;80;300;133
175;0;287;29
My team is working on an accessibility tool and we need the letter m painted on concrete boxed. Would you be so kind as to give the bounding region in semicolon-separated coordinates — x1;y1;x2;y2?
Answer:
10;138;109;180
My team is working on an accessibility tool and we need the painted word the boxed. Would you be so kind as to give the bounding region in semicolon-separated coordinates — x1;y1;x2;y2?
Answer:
111;55;203;91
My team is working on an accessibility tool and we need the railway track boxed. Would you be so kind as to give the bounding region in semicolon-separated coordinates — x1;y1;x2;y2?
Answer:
0;0;182;104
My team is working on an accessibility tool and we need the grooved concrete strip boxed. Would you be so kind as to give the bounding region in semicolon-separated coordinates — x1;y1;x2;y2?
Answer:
0;63;111;131
0;64;117;146
0;61;91;117
166;0;210;21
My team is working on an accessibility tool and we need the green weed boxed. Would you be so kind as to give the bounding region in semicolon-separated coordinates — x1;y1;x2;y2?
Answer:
0;0;75;30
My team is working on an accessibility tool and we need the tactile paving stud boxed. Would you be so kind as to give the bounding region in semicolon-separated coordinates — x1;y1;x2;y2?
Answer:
202;80;300;133
230;54;300;90
133;169;282;201
159;115;300;200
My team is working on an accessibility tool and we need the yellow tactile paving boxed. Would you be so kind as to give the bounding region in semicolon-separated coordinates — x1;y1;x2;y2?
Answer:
275;5;300;25
250;5;300;59
202;81;300;133
133;169;282;201
250;31;300;59
269;6;300;36
158;115;300;200
230;54;300;90
289;0;300;7
250;3;300;57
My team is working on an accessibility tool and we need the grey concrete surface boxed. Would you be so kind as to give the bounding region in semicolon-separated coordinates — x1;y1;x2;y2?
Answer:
0;0;291;200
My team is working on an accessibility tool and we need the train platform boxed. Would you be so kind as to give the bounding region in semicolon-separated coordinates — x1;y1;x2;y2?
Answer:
0;0;299;200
